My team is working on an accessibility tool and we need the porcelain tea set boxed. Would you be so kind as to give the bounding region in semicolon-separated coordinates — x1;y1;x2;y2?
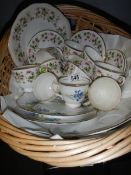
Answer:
8;3;128;111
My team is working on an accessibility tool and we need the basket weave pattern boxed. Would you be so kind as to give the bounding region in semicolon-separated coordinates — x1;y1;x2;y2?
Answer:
0;4;131;167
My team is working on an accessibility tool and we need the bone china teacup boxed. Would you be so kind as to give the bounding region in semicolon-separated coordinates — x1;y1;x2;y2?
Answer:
11;65;38;92
63;40;83;58
94;61;126;85
63;61;92;83
59;76;89;108
38;58;63;78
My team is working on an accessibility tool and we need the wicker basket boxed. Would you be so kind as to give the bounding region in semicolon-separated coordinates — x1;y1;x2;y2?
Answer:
0;4;131;167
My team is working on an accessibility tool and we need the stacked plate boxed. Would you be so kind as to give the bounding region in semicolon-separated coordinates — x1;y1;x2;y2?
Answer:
8;3;71;66
3;92;129;139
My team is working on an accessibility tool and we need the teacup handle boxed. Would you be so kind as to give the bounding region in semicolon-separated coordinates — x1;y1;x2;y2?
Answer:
52;80;64;100
117;76;126;86
13;87;25;100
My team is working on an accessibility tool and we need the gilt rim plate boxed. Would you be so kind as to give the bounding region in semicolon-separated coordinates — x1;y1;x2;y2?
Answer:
71;30;106;59
105;49;127;73
16;94;96;123
8;3;71;66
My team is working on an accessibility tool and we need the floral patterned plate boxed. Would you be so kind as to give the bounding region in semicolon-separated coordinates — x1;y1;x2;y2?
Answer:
105;49;127;73
8;3;71;66
71;30;106;59
26;30;64;64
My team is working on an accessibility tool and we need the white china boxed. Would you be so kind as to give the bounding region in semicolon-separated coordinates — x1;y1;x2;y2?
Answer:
83;46;103;61
94;61;126;85
122;76;131;98
3;93;131;138
105;49;127;73
78;59;95;78
9;74;19;94
38;58;62;77
63;40;83;58
71;30;106;58
26;30;65;64
11;65;38;92
34;48;55;63
8;3;71;66
16;93;96;124
32;72;59;101
59;76;89;108
66;54;83;66
34;47;63;64
63;61;92;82
88;77;121;111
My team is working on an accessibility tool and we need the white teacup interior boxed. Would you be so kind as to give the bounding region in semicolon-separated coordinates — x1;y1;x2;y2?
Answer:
84;46;103;61
65;40;83;51
95;61;123;73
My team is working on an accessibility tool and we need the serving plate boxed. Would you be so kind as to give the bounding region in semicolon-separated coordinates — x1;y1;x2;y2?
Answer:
8;3;71;66
3;93;131;138
16;93;96;123
71;30;106;59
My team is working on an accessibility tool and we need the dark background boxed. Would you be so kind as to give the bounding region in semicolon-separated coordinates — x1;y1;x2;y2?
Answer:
1;0;131;36
0;0;131;174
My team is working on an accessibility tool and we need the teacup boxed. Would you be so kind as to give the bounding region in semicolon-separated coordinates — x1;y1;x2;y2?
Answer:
34;47;63;64
83;46;104;61
34;48;55;64
94;61;126;85
11;65;38;92
66;54;83;66
59;76;89;108
32;72;59;101
63;62;92;83
63;40;83;58
38;58;63;77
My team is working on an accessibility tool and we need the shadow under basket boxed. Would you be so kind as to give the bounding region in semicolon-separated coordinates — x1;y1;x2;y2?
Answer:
0;4;131;167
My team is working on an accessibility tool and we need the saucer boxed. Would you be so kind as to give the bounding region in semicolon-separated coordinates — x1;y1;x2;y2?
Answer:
8;3;71;66
71;30;106;58
16;93;96;123
105;49;127;73
26;30;65;64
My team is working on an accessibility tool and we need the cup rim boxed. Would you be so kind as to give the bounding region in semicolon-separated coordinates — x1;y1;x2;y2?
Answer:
95;61;124;74
67;62;92;82
59;76;89;87
65;40;83;52
39;58;59;66
84;45;103;61
12;64;38;71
